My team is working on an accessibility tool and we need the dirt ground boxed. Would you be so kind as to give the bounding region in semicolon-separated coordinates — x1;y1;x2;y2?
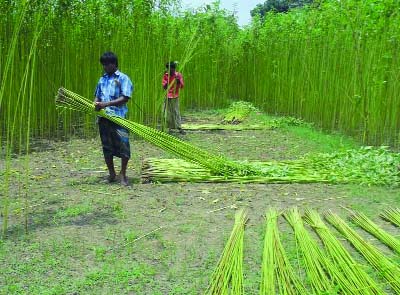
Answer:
1;111;399;294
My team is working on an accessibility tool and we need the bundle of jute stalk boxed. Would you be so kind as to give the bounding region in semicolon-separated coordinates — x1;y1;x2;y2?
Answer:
205;209;247;295
141;158;325;184
287;208;386;295
260;208;307;295
222;101;259;124
381;208;400;227
326;211;400;294
180;123;268;131
284;208;337;294
142;146;400;185
304;209;384;295
55;88;261;177
350;210;400;255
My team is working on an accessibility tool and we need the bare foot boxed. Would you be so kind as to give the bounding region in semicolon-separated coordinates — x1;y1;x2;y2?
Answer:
103;174;116;184
120;176;129;186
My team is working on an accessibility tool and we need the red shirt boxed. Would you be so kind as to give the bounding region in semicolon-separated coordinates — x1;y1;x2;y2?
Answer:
162;71;184;98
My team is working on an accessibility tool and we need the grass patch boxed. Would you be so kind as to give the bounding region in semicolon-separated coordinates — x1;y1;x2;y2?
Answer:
55;202;93;219
286;125;359;153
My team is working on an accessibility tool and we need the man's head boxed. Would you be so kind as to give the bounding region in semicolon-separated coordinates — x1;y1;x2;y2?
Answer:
100;51;118;75
166;61;177;75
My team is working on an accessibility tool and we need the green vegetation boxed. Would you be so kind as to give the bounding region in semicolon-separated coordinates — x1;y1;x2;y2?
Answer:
56;87;260;176
350;210;400;255
381;209;400;227
1;0;400;293
246;0;400;147
222;101;259;124
1;0;399;152
2;0;399;231
326;211;400;294
260;208;307;294
1;126;399;293
141;147;400;185
304;209;384;295
251;0;314;16
206;209;247;295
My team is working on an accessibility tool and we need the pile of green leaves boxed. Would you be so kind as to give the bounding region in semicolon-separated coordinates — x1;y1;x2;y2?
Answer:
222;101;259;124
305;146;400;186
142;147;400;186
269;116;309;127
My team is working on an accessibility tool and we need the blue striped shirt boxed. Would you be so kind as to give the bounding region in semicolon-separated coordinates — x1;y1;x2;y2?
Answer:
95;70;133;118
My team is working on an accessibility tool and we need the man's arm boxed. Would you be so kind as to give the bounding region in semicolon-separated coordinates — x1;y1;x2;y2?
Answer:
95;96;129;111
95;75;132;111
94;81;102;103
176;73;184;89
162;73;169;90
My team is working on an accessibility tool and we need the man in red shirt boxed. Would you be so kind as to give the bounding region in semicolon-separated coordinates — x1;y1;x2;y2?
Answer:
162;61;185;134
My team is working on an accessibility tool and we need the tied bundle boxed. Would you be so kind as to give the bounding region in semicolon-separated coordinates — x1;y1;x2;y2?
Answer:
55;87;261;177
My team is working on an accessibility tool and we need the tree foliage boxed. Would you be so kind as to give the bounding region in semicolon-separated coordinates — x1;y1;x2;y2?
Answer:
251;0;314;17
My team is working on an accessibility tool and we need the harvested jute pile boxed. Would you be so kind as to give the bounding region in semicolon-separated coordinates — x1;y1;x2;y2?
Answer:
222;101;259;124
208;207;399;294
55;87;261;176
142;147;400;186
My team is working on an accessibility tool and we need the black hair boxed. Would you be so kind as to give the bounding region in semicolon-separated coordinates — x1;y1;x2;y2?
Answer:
165;61;177;69
100;51;118;67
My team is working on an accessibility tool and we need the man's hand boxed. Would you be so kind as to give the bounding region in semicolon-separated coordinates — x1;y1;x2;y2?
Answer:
94;101;108;111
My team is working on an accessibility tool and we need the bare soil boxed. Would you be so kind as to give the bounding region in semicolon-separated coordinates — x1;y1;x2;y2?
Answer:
0;112;399;294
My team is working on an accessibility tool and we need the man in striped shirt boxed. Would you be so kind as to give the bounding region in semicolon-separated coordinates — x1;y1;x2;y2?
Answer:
94;52;133;186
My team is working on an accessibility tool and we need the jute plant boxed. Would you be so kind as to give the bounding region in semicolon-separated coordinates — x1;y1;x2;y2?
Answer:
205;209;247;295
284;208;337;294
260;208;307;295
287;208;397;295
222;101;259;124
55;88;261;177
141;158;325;184
350;210;400;255
304;209;384;295
140;147;400;186
325;211;400;294
381;208;400;227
